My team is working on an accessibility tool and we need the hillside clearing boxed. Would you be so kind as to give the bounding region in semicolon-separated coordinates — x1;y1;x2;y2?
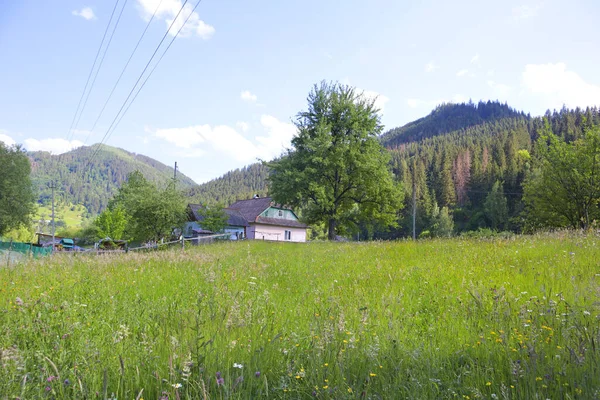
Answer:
1;234;599;399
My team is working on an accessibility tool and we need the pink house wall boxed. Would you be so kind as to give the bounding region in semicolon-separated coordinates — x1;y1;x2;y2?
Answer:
248;224;307;242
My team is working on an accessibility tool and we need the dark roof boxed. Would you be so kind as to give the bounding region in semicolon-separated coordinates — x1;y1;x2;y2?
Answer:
225;208;249;227
255;216;308;228
227;197;274;222
187;204;204;221
188;204;249;227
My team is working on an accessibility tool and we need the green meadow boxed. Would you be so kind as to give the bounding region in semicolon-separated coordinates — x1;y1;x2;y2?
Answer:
1;233;599;399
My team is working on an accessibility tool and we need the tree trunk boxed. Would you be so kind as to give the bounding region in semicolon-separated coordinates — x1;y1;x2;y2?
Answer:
328;218;337;241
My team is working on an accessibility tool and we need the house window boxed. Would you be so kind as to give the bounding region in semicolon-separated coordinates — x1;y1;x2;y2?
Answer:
278;210;283;217
285;230;291;241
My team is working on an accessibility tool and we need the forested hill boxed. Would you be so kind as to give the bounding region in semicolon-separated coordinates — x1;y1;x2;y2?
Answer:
30;144;196;215
380;101;526;148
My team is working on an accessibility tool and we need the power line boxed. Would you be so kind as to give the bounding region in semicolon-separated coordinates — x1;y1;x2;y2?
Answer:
85;0;202;170
83;0;165;146
65;0;121;143
71;0;130;138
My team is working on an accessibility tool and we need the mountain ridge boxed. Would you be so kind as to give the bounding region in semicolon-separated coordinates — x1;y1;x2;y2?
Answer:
29;144;197;215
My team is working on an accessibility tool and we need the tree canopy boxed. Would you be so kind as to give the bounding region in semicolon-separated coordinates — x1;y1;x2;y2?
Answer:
0;143;36;237
109;171;187;242
524;126;600;230
268;81;403;240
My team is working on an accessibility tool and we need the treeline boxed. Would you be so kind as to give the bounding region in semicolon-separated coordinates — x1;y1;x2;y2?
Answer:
379;104;600;239
29;144;196;215
186;163;270;206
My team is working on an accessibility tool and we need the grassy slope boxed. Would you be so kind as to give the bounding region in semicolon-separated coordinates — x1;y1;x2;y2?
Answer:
35;203;88;228
1;234;599;399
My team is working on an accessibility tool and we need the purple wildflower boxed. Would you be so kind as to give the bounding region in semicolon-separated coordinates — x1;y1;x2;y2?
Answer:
216;371;224;386
46;376;57;382
45;386;51;392
255;371;261;378
64;379;70;386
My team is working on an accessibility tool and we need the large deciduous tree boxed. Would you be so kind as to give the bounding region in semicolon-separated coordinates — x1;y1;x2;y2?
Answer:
523;125;600;230
110;171;187;242
0;143;36;236
268;81;403;240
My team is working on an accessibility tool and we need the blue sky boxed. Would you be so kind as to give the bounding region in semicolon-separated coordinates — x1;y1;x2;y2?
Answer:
1;0;599;183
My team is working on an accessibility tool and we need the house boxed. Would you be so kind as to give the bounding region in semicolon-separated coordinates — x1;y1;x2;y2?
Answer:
186;196;308;242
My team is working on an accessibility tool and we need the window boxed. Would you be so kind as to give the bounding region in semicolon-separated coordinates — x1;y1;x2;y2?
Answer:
285;230;291;241
278;210;283;217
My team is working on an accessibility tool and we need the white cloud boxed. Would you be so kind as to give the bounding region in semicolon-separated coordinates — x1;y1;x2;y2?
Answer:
425;61;439;72
456;69;469;77
0;131;16;146
72;7;96;20
470;54;480;65
512;4;541;20
487;80;512;97
136;0;215;39
362;90;390;113
240;90;258;103
152;115;296;163
522;62;600;109
256;115;296;159
487;69;495;77
23;138;84;154
236;121;250;132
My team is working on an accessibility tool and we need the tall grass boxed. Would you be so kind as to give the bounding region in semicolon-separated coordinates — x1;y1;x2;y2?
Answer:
1;233;599;399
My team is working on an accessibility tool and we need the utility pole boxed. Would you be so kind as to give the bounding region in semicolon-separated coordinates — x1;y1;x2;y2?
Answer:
49;181;57;252
173;161;178;181
412;174;417;240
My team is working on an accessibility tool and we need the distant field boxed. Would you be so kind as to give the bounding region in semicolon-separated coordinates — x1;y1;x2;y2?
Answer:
35;203;88;229
1;234;599;399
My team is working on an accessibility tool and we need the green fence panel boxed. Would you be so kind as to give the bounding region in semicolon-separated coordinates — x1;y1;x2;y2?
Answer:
0;241;52;258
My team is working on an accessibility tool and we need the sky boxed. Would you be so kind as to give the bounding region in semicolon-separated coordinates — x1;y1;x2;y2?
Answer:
1;0;599;184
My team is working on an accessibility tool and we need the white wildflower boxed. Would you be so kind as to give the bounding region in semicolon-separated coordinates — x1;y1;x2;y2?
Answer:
233;363;243;369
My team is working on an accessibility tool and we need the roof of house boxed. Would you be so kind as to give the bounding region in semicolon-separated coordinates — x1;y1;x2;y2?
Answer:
188;204;249;227
227;197;308;228
189;197;308;230
227;197;274;222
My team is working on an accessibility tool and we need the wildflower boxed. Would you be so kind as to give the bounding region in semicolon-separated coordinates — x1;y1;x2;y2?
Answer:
486;382;492;386
583;310;591;315
47;376;57;382
255;371;261;378
64;379;70;386
296;375;301;379
15;297;23;306
45;386;51;392
216;372;224;386
172;383;182;389
536;377;542;381
369;373;377;377
323;385;328;389
233;363;243;369
324;363;328;367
